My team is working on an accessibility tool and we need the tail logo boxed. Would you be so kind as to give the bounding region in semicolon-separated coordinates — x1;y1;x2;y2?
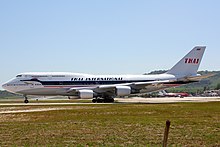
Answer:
185;58;200;64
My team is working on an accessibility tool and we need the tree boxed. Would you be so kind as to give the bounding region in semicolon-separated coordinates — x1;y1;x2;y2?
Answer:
216;83;220;90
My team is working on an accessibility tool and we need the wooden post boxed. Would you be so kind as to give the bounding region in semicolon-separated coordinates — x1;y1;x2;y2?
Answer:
163;120;171;147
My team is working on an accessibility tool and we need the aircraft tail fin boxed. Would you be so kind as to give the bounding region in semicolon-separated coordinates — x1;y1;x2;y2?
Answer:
166;46;206;76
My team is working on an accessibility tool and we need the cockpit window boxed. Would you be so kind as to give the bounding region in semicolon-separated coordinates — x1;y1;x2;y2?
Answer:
16;75;22;77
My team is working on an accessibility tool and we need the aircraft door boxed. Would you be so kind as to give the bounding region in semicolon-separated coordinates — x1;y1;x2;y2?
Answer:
30;82;34;88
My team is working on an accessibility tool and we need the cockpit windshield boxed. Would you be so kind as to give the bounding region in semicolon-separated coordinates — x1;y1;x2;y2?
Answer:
16;75;22;78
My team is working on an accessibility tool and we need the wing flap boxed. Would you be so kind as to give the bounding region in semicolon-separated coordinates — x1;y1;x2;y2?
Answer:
97;80;171;91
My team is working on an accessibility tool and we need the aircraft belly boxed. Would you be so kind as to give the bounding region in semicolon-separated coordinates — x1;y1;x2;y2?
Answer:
17;87;73;96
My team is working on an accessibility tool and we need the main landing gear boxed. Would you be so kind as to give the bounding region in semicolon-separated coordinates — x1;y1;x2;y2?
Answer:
24;95;29;103
92;98;114;103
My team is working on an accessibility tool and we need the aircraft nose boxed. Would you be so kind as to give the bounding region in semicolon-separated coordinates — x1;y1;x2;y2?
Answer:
2;83;7;89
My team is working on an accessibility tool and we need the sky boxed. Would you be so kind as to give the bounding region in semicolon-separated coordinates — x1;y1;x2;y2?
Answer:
0;0;220;87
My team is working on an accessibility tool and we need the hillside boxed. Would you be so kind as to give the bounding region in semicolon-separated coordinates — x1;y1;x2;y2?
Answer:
0;90;22;99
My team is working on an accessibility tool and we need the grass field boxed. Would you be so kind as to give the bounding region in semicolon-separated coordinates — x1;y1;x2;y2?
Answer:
0;102;220;146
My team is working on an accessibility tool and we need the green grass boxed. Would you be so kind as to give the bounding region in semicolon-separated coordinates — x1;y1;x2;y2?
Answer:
0;102;220;146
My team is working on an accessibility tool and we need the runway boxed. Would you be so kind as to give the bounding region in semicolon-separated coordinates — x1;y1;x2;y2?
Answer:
0;97;219;114
0;97;220;106
115;96;220;103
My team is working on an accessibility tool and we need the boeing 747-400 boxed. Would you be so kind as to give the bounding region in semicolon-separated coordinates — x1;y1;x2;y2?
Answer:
2;46;209;103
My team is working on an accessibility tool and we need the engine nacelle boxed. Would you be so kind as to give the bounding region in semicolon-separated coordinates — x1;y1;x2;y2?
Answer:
115;86;131;96
68;96;79;99
78;89;94;99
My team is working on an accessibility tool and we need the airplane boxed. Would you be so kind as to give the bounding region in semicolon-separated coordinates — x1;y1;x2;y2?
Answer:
158;90;190;98
2;46;210;103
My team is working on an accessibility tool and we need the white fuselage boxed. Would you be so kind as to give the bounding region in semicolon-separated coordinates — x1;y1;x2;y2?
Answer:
2;72;177;96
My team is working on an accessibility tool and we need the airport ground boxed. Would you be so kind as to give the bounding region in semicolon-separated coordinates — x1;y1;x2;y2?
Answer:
0;97;220;146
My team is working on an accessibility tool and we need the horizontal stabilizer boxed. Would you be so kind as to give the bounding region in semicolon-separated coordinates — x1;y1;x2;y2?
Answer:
186;73;216;81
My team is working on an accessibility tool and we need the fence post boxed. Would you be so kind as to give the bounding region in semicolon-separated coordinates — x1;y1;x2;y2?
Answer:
163;120;171;147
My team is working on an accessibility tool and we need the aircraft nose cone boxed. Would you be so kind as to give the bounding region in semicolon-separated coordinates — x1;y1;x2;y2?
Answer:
2;83;7;89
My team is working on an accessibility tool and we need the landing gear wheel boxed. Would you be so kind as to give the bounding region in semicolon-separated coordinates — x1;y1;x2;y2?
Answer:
104;98;114;103
24;95;29;103
92;98;114;103
24;99;29;103
110;98;114;103
92;99;97;103
92;98;104;103
97;99;104;103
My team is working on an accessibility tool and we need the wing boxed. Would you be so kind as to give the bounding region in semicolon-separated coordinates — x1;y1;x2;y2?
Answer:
97;80;170;89
97;80;172;95
66;80;172;97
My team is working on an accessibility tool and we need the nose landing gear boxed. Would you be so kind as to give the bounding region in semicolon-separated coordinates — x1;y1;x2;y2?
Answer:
24;95;29;103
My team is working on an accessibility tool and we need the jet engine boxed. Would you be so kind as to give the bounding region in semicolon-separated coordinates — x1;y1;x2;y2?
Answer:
115;86;131;96
78;89;94;99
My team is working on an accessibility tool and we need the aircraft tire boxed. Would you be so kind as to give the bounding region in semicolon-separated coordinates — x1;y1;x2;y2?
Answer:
97;99;104;103
92;99;97;103
104;98;114;103
24;99;29;103
111;98;114;103
92;98;114;103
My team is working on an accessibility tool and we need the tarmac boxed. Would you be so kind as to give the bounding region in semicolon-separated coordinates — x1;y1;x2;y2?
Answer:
0;97;219;114
0;97;219;106
115;96;220;103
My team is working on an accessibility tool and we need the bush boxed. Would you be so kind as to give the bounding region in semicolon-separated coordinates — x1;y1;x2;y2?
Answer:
216;83;220;90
